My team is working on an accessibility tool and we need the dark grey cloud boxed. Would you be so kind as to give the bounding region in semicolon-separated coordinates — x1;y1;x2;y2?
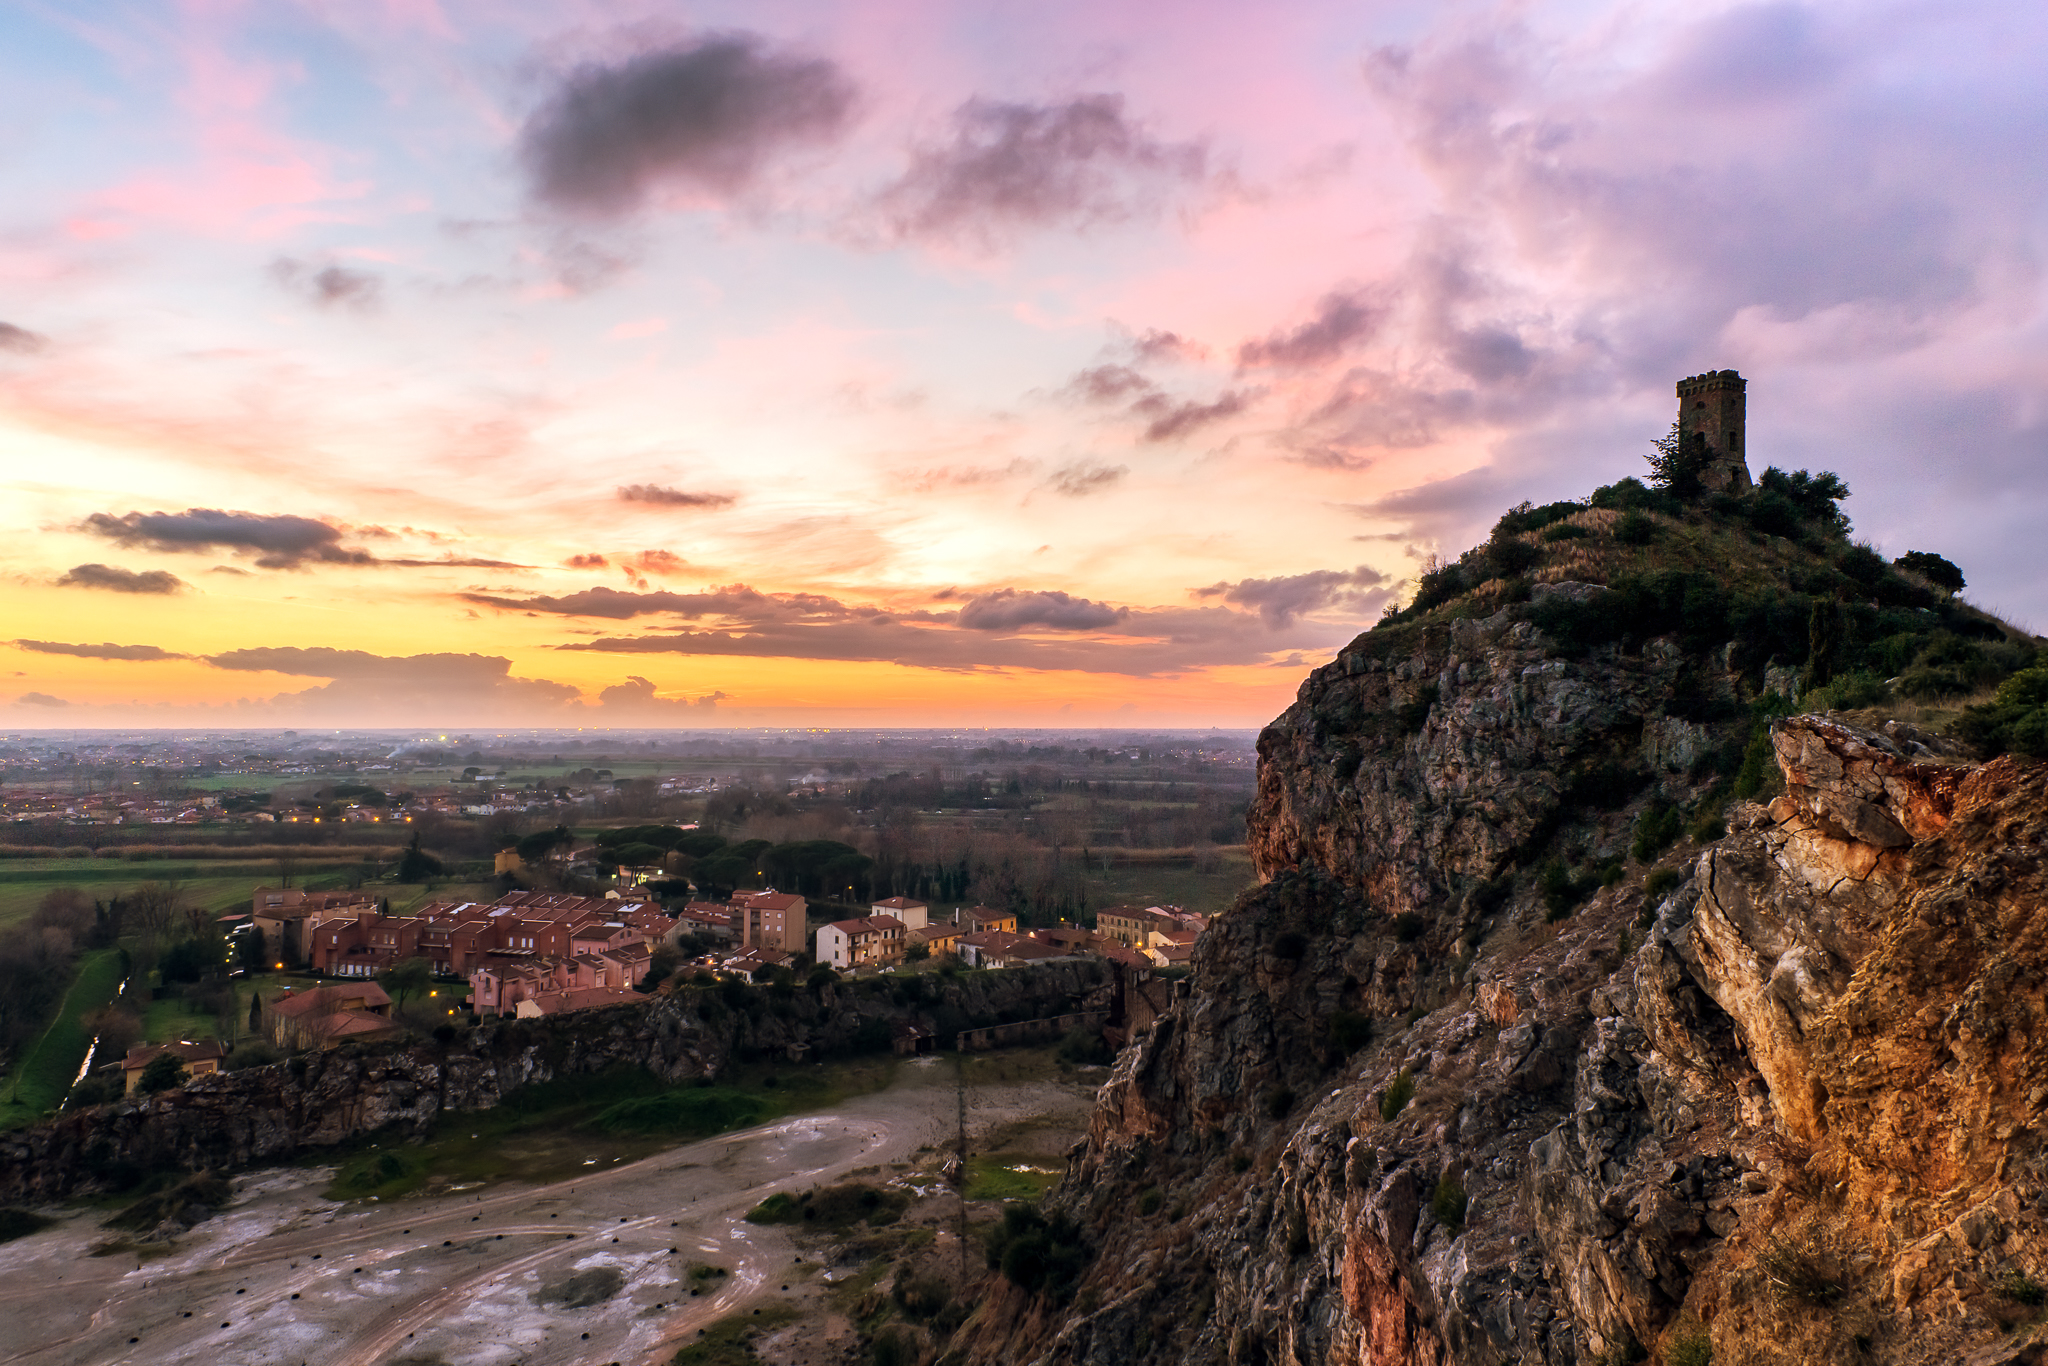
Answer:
16;692;67;707
82;508;369;568
1195;565;1393;627
0;322;47;354
1048;461;1127;496
55;563;187;594
1067;364;1155;404
521;34;858;216
879;94;1207;244
1237;289;1387;369
618;483;736;509
78;508;527;571
956;589;1128;632
556;600;1342;676
270;259;381;310
13;640;190;662
463;583;910;624
597;676;728;714
1135;390;1252;444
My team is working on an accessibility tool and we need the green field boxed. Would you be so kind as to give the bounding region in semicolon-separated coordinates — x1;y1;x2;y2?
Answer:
0;948;128;1128
0;854;501;932
1076;845;1256;916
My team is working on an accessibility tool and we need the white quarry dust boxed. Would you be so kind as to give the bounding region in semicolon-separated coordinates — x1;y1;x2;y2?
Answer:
0;1065;1091;1366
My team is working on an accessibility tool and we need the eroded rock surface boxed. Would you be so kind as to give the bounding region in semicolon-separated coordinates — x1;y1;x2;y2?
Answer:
974;703;2048;1365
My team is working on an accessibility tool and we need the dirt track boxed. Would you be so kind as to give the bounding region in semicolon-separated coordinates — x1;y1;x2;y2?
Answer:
0;1060;1093;1366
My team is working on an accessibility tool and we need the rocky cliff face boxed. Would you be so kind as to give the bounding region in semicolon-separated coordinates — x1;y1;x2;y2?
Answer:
976;627;2048;1365
0;961;1102;1203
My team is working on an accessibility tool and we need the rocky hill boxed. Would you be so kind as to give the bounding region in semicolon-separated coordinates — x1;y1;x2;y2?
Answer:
965;471;2048;1365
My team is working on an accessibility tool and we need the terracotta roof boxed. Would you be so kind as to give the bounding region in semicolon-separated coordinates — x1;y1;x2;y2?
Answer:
268;983;392;1018
826;916;906;935
122;1039;227;1070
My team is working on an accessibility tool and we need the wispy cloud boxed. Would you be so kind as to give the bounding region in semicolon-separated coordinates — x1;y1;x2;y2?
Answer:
13;640;190;661
878;94;1207;246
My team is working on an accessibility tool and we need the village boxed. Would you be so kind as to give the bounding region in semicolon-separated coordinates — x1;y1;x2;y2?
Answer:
111;878;1207;1093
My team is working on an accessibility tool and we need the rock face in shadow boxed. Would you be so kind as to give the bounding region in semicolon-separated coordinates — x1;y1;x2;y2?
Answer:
0;962;1103;1202
970;682;2048;1366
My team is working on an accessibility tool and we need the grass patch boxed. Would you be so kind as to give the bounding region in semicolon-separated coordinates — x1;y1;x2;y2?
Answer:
963;1153;1063;1202
588;1088;769;1138
670;1301;802;1365
0;948;127;1129
0;1207;55;1243
322;1054;902;1202
104;1171;233;1231
744;1182;909;1230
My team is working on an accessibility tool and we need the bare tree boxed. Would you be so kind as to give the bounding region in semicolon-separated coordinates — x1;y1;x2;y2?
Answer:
128;881;184;945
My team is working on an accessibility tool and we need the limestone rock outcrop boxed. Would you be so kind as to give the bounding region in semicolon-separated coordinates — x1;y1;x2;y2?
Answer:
975;688;2048;1364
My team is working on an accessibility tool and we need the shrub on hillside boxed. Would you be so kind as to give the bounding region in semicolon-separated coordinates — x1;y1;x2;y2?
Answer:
1380;1067;1416;1122
1431;1172;1468;1233
1957;665;2048;759
986;1204;1090;1302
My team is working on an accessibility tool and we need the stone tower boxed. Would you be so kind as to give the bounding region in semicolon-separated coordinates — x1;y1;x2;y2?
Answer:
1676;369;1753;492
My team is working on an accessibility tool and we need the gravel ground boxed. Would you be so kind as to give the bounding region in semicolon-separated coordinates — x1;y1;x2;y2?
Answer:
0;1059;1097;1366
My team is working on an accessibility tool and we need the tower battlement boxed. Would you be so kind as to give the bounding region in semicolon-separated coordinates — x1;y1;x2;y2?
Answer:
1677;368;1752;492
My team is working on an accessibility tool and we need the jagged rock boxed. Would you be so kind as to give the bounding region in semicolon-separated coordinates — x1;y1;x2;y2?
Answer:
972;692;2048;1366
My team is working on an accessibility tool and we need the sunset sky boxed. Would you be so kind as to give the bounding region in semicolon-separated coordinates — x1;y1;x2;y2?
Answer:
4;0;2044;728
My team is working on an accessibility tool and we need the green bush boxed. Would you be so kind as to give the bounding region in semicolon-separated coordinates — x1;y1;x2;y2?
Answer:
1329;1009;1374;1055
1957;664;2048;759
744;1192;801;1225
1643;867;1683;902
1666;1326;1713;1366
1391;912;1426;943
1632;804;1684;861
985;1204;1090;1302
1757;1234;1844;1305
1540;860;1599;922
1613;510;1659;545
0;1208;54;1244
1137;1186;1162;1217
1379;1067;1415;1122
1056;1026;1112;1065
1431;1172;1468;1233
1893;550;1964;594
892;1271;952;1320
1997;1268;2046;1306
1272;931;1309;961
1541;521;1590;542
137;1053;187;1095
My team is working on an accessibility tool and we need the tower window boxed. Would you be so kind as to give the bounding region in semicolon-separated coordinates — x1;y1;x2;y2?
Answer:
1729;430;1739;450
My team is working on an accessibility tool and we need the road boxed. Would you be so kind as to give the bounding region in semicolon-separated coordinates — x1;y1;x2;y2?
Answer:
0;1062;1084;1366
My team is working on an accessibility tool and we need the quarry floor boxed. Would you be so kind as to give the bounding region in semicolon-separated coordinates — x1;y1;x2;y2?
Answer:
0;1057;1098;1366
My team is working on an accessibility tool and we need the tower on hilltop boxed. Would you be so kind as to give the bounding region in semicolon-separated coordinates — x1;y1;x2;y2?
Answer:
1676;369;1753;492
